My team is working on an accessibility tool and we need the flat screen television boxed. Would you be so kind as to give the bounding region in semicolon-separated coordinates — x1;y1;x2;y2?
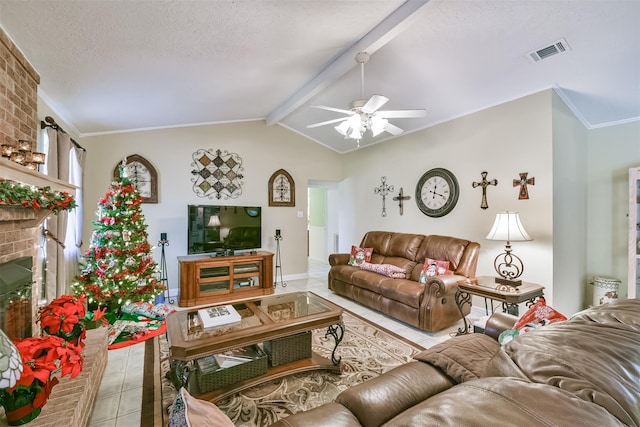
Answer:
187;205;262;255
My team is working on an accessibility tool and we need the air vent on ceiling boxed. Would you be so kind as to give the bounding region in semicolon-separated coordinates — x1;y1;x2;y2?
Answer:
527;38;571;63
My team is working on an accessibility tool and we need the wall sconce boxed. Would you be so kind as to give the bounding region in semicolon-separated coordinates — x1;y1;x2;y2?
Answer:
486;211;532;288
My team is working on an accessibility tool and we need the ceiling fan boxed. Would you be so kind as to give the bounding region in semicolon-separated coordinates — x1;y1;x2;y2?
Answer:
307;52;427;145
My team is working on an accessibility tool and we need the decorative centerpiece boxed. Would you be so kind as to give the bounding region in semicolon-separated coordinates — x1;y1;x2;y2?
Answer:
0;295;87;425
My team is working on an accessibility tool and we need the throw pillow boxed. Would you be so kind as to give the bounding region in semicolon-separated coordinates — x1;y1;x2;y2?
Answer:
419;258;450;283
168;387;235;427
348;245;373;266
360;262;406;278
498;299;567;345
513;298;567;331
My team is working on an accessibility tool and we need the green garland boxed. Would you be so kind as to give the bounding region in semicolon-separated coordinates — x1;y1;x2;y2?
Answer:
0;180;77;213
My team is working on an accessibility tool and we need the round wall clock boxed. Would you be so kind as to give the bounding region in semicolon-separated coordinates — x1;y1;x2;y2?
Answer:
113;154;158;203
415;168;459;217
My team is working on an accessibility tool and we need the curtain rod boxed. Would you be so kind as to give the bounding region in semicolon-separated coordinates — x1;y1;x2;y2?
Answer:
40;116;85;151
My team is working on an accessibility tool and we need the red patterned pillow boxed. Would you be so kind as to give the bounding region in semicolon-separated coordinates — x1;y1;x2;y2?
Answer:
360;262;406;278
419;258;450;283
513;298;566;331
348;246;373;266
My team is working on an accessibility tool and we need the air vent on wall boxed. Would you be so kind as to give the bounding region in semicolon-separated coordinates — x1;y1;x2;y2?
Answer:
527;38;571;63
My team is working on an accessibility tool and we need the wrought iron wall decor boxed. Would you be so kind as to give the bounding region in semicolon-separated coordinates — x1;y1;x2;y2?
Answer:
190;149;244;199
374;176;394;217
472;171;497;210
393;187;411;215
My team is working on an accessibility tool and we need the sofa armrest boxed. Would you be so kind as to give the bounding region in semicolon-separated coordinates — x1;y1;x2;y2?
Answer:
335;361;454;427
328;253;350;266
484;312;518;340
268;402;361;427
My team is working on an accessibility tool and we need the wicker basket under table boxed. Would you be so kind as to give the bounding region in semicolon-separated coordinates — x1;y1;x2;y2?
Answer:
192;345;268;393
263;331;312;367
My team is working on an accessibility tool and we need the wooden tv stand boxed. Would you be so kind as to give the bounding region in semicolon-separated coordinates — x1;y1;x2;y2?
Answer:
177;251;274;307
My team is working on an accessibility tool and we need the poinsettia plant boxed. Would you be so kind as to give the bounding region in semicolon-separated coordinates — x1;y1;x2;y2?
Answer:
38;295;87;347
0;295;89;425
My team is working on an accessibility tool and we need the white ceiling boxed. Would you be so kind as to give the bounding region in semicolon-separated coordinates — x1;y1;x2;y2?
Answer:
0;0;638;154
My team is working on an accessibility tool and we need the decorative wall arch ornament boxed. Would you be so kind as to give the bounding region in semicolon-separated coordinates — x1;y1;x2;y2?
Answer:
268;169;295;207
190;149;244;200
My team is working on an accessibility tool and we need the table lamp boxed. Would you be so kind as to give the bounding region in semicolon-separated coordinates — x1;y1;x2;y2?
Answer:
486;211;532;288
0;329;22;389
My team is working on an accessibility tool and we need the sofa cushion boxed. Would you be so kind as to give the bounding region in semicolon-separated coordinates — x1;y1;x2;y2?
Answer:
502;301;640;426
413;333;500;383
360;231;424;260
376;278;425;308
416;235;468;271
382;377;626;427
336;361;454;427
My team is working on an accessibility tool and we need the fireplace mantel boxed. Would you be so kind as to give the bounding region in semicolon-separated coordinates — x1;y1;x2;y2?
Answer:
0;157;77;229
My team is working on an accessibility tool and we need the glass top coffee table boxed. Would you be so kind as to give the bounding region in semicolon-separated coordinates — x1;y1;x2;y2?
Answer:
166;291;344;402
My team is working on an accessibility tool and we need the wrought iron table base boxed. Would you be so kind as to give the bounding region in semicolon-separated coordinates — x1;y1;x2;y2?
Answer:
325;323;345;365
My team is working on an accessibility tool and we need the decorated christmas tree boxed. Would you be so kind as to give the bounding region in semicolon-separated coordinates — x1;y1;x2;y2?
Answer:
73;163;165;310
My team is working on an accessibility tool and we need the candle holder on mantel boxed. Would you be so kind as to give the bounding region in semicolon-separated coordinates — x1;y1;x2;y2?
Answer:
1;140;46;171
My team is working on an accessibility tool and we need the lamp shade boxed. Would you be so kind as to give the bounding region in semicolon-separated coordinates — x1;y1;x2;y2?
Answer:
207;215;221;227
0;329;22;389
486;211;532;242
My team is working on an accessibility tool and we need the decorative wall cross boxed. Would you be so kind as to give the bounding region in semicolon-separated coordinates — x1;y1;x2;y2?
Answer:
374;176;394;217
393;188;411;216
472;171;498;210
513;172;535;200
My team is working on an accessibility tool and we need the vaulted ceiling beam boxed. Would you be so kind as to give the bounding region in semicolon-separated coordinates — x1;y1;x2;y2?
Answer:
265;0;429;126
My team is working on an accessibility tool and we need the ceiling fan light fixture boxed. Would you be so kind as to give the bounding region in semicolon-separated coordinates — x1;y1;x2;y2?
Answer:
370;116;388;137
335;121;350;136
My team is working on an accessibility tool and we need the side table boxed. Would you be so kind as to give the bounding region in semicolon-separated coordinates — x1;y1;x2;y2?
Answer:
455;276;545;335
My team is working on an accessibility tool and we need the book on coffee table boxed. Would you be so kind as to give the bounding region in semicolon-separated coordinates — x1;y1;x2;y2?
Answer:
198;304;241;328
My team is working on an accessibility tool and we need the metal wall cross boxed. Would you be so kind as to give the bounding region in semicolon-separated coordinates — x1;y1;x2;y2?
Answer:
472;171;498;210
374;176;394;217
513;172;535;200
393;187;411;215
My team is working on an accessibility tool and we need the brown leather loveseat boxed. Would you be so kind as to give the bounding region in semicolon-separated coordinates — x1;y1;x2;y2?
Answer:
270;298;640;427
328;231;480;332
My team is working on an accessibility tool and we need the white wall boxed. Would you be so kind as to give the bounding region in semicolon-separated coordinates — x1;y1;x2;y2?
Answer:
551;91;589;314
587;121;640;300
338;90;556;304
78;121;343;294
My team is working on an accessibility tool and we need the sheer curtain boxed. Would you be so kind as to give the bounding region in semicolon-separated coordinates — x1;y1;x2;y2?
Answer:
43;127;85;298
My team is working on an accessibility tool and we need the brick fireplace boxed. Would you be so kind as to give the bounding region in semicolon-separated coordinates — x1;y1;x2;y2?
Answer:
0;27;107;427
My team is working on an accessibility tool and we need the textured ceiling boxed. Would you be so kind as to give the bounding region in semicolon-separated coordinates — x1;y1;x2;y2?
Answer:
0;0;638;153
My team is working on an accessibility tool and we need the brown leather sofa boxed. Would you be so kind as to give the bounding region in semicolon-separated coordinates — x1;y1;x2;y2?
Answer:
328;231;480;332
269;298;640;427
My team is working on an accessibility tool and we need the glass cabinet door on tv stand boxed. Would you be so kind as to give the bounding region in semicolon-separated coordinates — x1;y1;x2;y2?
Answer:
178;251;275;307
629;166;640;299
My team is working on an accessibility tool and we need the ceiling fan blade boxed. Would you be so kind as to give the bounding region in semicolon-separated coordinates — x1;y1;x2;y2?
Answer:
361;95;389;114
384;123;404;136
306;117;348;129
377;109;427;119
311;105;353;115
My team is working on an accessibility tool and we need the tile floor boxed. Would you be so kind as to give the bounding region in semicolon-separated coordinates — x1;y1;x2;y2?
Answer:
88;259;480;426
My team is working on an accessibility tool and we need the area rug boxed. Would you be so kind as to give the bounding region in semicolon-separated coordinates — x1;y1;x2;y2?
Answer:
141;307;425;427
